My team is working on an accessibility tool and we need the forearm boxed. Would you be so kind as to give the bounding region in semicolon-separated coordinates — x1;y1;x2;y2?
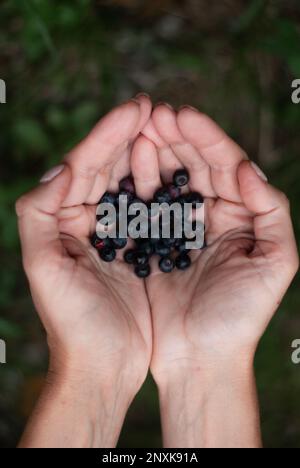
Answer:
157;360;262;449
19;365;133;448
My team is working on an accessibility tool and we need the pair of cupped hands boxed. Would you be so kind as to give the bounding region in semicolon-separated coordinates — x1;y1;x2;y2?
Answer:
16;95;298;401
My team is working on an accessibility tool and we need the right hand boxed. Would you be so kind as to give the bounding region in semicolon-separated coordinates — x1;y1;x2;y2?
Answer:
16;97;153;396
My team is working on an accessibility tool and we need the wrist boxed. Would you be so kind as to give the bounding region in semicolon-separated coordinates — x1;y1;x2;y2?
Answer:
20;362;134;448
153;351;255;390
156;358;261;448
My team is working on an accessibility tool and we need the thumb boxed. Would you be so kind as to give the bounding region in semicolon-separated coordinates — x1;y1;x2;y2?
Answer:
238;161;298;278
16;164;72;277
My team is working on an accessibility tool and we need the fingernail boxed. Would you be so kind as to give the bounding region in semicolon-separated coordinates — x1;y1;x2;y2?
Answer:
178;105;199;112
135;92;150;99
155;102;174;110
128;98;141;105
40;164;65;183
250;162;268;182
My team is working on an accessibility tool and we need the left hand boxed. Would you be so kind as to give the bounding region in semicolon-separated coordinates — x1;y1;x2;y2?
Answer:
130;104;299;384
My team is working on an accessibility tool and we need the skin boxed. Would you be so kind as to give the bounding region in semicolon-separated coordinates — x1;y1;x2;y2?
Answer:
17;97;154;448
132;104;299;447
16;99;299;448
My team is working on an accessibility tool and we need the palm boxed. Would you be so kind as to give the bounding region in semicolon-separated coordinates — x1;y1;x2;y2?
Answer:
23;98;153;384
44;205;152;381
147;197;277;374
130;104;297;378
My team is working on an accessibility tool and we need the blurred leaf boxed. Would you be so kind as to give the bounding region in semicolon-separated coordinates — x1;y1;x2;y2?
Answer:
0;319;22;339
13;119;49;153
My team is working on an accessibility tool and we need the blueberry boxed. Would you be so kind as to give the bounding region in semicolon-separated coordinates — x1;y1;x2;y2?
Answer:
175;252;192;270
159;257;175;273
134;250;149;266
167;184;181;200
173;169;190;187
154;187;172;204
184;192;204;208
99;246;117;263
124;249;136;264
163;237;177;248
119;176;135;194
90;234;112;250
135;264;151;278
99;192;117;205
175;238;190;254
154;241;171;257
138;240;154;256
111;237;128;250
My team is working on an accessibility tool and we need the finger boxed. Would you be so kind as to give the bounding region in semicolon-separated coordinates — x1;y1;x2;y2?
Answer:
103;94;153;195
135;93;152;133
131;135;161;200
177;107;248;202
152;105;215;195
84;95;152;204
238;161;299;276
141;117;166;148
16;166;72;275
63;99;141;207
58;205;96;241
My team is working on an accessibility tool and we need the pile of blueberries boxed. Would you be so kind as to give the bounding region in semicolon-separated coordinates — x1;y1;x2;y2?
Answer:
90;169;205;278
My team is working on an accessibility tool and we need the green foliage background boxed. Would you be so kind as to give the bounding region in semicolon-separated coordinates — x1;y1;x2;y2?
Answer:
0;0;300;448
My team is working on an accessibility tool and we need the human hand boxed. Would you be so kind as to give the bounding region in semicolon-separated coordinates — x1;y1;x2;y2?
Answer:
132;104;299;379
16;97;153;406
129;104;298;447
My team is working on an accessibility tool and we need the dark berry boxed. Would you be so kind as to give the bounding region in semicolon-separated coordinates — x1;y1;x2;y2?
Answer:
135;264;151;278
163;237;177;248
119;176;135;194
99;247;117;263
134;251;149;266
173;169;190;187
184;192;204;208
175;238;190;254
91;234;112;250
111;237;128;250
175;253;192;270
99;192;117;205
154;241;171;257
154;187;172;204
167;184;181;200
159;257;175;273
138;240;155;256
124;249;136;264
